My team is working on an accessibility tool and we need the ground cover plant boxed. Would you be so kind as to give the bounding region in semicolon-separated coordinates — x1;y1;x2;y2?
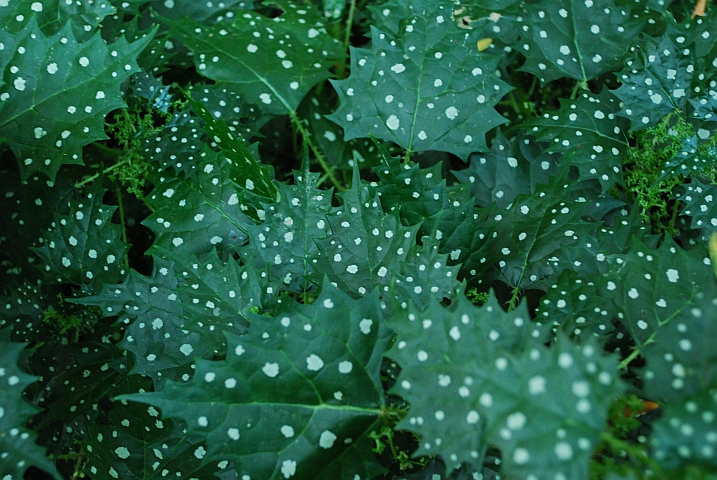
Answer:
2;0;717;478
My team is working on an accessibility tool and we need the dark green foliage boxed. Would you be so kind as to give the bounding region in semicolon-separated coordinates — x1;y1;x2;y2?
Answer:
2;0;717;479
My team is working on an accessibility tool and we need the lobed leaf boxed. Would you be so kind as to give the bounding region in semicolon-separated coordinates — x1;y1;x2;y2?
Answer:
387;293;624;478
120;280;391;480
329;0;512;159
0;17;154;181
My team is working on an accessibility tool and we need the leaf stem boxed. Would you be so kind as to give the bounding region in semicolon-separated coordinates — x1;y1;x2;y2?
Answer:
618;347;641;371
75;159;129;189
116;187;131;272
288;110;346;191
343;0;357;57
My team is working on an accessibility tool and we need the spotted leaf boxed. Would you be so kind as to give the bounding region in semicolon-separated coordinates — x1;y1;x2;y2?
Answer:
613;35;695;131
516;0;643;84
329;0;512;159
31;183;130;294
0;17;155;181
119;279;390;480
641;291;717;470
162;1;343;116
0;329;62;480
463;163;599;292
142;148;254;257
596;236;717;347
387;293;625;478
520;89;629;191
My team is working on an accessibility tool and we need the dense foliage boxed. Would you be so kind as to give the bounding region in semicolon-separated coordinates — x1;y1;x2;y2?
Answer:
2;0;717;479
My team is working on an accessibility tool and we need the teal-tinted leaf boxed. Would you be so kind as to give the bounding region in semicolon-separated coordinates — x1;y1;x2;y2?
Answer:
313;169;420;297
143;148;254;257
536;270;614;340
0;18;155;181
329;0;512;159
298;90;383;170
0;1;115;38
152;247;274;352
0;329;61;480
365;0;411;35
185;90;278;201
76;257;212;385
119;280;390;480
32;183;130;294
163;2;343;116
238;161;337;292
641;291;717;469
463;165;597;291
613;35;694;131
519;90;629;190
388;293;623;477
597;236;717;347
658;136;717;181
371;141;474;243
452;131;559;209
516;0;642;84
0;170;75;290
679;178;717;239
151;0;255;23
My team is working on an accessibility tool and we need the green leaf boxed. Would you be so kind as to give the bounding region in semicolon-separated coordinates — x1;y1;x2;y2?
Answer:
163;2;343;116
679;178;717;239
329;0;512;159
237;160;337;292
313;168;420;296
613;35;694;131
0;329;62;480
519;90;629;190
463;164;598;292
143;148;254;257
0;17;155;181
76;257;212;385
185;90;279;201
119;280;390;480
516;0;643;84
641;290;717;470
597;236;717;347
32;182;130;294
0;0;115;38
387;293;624;477
452;130;560;209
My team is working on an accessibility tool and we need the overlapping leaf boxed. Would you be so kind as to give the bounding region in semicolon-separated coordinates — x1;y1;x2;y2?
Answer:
163;2;343;116
388;293;624;478
313;170;419;296
520;90;629;190
452;131;560;209
463;164;598;291
186;90;278;201
120;280;391;480
595;236;717;347
239;162;337;292
613;35;694;131
142;148;254;257
641;291;717;470
370;142;474;244
517;0;642;84
329;0;512;159
0;0;115;38
0;17;154;180
32;183;130;294
0;329;61;480
679;178;717;239
76;257;212;385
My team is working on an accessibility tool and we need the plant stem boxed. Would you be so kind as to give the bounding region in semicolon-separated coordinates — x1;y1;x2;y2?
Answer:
618;348;641;371
116;187;131;272
74;159;129;189
288;110;346;191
